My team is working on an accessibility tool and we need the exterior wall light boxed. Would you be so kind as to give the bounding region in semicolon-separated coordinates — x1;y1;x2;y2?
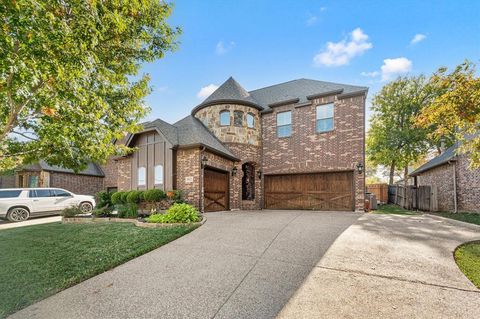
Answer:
201;156;208;168
356;162;364;175
232;166;238;176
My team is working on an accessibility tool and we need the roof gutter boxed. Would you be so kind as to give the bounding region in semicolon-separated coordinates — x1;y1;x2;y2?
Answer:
175;143;240;162
191;99;263;115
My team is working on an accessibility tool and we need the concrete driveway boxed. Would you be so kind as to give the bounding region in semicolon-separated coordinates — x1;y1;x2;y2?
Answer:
278;213;480;319
10;210;360;319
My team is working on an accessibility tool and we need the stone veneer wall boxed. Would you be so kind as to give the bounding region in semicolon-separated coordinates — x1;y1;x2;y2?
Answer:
50;172;104;195
194;103;262;146
261;94;366;211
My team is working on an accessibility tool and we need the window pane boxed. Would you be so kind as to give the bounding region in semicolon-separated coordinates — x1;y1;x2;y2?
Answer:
277;125;292;137
247;113;255;128
34;189;52;197
28;175;39;188
316;103;334;119
220;111;230;126
234;111;244;127
277;111;291;126
0;190;21;198
138;167;146;186
317;118;334;132
154;165;164;185
53;189;71;197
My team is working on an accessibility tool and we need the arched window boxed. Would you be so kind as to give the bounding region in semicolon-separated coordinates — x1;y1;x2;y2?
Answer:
247;113;255;128
234;111;244;127
242;163;255;200
138;167;146;186
154;165;163;185
220;111;230;126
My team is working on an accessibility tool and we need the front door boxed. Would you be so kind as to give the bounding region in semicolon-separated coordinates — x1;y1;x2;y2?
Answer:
203;168;229;212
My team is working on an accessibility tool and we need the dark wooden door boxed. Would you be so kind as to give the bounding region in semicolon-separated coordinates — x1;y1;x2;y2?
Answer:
264;172;354;211
204;168;229;212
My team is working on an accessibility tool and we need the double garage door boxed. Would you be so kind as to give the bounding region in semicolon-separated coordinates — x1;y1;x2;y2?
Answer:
264;171;354;211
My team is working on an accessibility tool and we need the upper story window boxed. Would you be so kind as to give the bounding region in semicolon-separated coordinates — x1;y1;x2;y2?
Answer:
220;111;230;126
234;111;244;127
277;111;292;137
154;165;164;185
316;103;334;133
247;113;255;128
138;167;146;186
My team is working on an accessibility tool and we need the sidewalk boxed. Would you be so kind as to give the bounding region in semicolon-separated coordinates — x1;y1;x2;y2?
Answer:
0;216;62;230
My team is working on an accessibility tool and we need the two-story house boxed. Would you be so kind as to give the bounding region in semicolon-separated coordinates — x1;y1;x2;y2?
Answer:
106;77;367;212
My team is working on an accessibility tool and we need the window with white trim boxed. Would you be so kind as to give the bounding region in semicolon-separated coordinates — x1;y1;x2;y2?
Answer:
316;103;334;133
220;111;230;126
276;111;292;137
154;165;164;185
138;167;146;186
247;113;255;128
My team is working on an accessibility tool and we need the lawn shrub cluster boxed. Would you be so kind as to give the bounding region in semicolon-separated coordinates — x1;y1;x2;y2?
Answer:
147;203;200;224
61;206;84;217
110;189;183;205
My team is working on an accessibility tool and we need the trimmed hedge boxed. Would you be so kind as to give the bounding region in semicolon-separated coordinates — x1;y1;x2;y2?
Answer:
109;189;182;206
143;189;166;202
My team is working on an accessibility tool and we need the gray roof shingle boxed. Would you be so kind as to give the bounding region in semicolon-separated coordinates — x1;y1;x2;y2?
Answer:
410;144;457;176
22;161;105;177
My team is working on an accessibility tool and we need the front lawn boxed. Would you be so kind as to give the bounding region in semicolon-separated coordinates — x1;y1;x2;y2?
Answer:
455;241;480;289
0;222;197;318
431;211;480;226
373;204;418;215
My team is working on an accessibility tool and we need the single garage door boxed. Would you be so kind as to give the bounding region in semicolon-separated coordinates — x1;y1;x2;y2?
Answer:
204;168;229;212
264;171;354;211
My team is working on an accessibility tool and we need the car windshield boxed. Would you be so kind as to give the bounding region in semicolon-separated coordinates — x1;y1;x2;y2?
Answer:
0;190;22;198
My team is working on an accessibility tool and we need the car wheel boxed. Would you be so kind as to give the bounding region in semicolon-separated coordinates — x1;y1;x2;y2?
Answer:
79;202;93;213
7;207;30;222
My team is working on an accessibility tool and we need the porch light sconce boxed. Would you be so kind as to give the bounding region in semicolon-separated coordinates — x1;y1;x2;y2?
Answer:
356;162;364;175
201;156;208;168
231;166;238;176
257;169;263;180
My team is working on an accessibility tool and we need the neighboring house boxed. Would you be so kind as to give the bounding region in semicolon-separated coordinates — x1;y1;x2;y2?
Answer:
410;143;480;213
106;77;367;212
0;161;105;195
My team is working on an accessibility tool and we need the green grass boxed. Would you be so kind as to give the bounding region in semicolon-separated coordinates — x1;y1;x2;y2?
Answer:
431;212;480;226
455;241;480;289
373;204;418;215
0;222;197;318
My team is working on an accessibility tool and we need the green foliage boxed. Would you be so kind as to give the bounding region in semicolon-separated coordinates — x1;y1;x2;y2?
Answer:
111;192;124;205
0;0;180;171
117;203;138;219
96;191;114;210
61;205;83;217
147;203;200;224
120;191;131;204
93;207;111;218
126;190;143;204
143;189;166;202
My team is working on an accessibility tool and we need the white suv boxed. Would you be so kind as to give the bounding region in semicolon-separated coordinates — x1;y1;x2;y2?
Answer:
0;188;96;222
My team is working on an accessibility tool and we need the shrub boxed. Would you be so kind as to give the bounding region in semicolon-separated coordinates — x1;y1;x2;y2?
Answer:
147;203;200;224
93;207;111;217
61;205;84;217
120;191;131;204
143;189;166;202
96;191;114;210
126;190;143;204
117;203;138;219
111;192;124;205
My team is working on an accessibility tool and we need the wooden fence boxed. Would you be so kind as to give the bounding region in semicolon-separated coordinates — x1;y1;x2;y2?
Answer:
388;184;438;211
366;183;389;204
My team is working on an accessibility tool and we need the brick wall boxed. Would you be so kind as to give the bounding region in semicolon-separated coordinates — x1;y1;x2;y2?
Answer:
117;157;132;191
50;172;104;195
100;157;118;189
456;154;480;212
416;163;454;211
261;94;365;211
176;148;201;208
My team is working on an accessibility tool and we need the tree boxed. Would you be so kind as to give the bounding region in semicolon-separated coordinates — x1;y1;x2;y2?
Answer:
416;61;480;168
366;76;435;200
0;0;180;171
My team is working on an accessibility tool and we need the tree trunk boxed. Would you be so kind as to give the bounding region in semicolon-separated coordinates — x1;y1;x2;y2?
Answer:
403;166;408;208
389;160;395;185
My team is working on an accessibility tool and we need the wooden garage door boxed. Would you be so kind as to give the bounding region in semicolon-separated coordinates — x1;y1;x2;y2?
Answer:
264;172;354;211
204;168;229;212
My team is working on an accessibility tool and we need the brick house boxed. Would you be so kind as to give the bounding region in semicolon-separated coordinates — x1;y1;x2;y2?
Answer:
0;161;105;195
410;143;480;213
108;77;368;212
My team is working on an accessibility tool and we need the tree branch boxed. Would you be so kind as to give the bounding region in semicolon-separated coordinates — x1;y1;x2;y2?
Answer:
11;131;39;141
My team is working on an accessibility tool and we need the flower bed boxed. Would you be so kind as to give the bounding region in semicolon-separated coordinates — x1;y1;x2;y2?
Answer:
62;215;206;228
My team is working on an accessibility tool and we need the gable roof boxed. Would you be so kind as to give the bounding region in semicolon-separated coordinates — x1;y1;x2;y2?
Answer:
22;161;105;177
410;144;458;176
193;77;368;114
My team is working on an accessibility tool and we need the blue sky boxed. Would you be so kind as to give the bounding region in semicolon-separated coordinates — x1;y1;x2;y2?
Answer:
140;0;480;125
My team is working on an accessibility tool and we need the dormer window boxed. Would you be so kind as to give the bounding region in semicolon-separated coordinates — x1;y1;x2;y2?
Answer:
220;111;230;126
234;111;244;127
247;113;255;128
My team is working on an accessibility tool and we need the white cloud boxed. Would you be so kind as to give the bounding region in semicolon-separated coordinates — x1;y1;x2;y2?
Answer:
313;28;372;67
197;84;219;99
360;71;379;77
320;7;326;11
381;57;412;81
306;15;318;26
410;33;426;44
215;41;235;55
